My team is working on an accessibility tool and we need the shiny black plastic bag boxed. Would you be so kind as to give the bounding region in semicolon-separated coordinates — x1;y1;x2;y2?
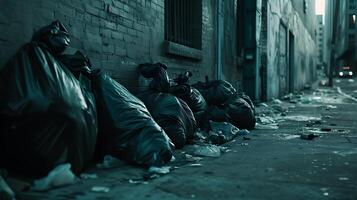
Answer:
169;85;207;113
207;95;256;130
137;91;197;149
138;63;170;92
91;70;173;167
193;80;236;106
0;42;97;177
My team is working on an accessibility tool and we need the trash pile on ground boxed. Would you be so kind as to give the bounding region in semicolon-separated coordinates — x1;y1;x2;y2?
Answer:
0;21;257;198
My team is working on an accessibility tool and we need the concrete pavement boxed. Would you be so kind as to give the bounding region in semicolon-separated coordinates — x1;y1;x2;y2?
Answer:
13;78;357;200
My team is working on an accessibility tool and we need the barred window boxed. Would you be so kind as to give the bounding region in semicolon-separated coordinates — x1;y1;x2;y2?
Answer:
164;0;202;50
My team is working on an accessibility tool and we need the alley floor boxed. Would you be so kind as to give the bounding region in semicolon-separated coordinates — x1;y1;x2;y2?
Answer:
13;78;357;200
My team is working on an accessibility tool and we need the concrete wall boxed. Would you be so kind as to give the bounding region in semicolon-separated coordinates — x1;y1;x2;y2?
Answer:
262;0;318;99
0;0;240;93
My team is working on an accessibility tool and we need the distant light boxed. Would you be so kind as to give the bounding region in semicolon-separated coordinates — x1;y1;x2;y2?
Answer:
349;71;353;76
339;72;344;76
354;15;356;24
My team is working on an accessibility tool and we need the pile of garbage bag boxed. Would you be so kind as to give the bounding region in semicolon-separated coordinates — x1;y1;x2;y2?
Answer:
138;63;197;149
0;21;172;180
0;21;97;177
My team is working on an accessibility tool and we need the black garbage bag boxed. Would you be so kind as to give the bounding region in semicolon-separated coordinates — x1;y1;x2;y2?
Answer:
138;62;170;92
206;95;256;130
193;80;236;105
0;42;97;177
91;70;173;167
207;121;240;145
169;71;208;128
137;91;197;149
59;51;92;79
31;20;70;55
169;85;208;113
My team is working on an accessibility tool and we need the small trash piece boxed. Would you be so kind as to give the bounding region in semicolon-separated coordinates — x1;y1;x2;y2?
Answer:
185;154;203;162
188;163;203;167
80;173;98;179
96;155;125;169
187;144;222;157
32;164;77;191
238;129;250;136
338;177;349;181
148;166;171;175
300;133;319;140
91;186;110;193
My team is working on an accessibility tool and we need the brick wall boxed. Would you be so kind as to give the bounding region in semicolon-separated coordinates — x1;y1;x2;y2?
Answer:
0;0;237;93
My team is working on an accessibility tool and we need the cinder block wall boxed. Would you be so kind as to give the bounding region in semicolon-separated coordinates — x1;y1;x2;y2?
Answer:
0;0;241;93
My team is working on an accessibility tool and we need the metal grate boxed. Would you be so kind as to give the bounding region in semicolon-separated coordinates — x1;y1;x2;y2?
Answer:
165;0;202;50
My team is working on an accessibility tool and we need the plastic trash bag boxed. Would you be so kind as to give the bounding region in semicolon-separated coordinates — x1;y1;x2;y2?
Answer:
31;20;70;55
137;91;197;149
224;95;256;130
138;63;170;92
91;70;173;167
193;80;236;105
0;37;97;178
169;71;208;128
208;121;240;145
32;163;77;191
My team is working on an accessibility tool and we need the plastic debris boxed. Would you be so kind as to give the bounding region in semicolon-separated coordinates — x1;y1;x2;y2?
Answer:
148;166;171;175
188;163;203;167
32;164;77;191
185;144;223;158
96;155;125;169
238;129;250;136
91;186;110;193
80;173;98;179
255;123;279;130
185;154;203;162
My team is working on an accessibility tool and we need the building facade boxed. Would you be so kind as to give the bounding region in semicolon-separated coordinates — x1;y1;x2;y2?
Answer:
325;0;357;80
258;0;318;100
0;0;318;101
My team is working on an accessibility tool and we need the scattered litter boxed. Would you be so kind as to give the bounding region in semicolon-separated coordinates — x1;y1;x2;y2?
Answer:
241;143;249;146
96;155;125;169
281;115;321;122
326;105;337;110
237;129;250;136
32;164;77;191
91;186;110;193
338;177;349;181
323;192;329;196
275;134;300;140
185;154;203;162
129;179;148;184
272;99;283;104
255;123;279;130
300;133;319;140
184;144;224;158
188;163;203;167
80;173;98;180
148;166;171;175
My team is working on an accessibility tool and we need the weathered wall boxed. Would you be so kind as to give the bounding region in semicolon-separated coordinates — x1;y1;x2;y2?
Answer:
0;0;239;93
263;0;318;99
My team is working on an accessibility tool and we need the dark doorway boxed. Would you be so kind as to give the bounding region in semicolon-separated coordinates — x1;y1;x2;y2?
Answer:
289;31;295;92
278;23;288;96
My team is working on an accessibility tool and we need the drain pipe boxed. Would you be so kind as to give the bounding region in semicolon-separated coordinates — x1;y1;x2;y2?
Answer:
216;0;223;80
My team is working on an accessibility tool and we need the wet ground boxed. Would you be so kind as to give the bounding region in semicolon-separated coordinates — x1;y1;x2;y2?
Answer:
9;78;357;200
